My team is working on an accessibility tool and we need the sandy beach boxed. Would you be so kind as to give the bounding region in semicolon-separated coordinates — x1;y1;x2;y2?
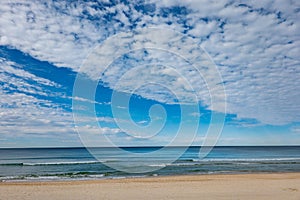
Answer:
0;173;299;200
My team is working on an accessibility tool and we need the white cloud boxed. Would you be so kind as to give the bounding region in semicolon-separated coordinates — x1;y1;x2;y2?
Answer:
0;58;61;94
0;59;125;143
0;91;73;135
0;0;299;126
291;125;300;134
76;125;121;135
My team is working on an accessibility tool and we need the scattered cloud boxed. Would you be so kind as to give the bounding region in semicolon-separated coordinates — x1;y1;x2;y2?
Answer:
0;91;74;136
291;125;300;134
0;0;299;141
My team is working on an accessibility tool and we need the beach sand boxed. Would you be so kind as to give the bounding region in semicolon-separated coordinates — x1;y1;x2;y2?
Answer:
0;173;299;200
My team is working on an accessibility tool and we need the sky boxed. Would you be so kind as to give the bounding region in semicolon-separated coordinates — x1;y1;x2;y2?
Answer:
0;0;299;148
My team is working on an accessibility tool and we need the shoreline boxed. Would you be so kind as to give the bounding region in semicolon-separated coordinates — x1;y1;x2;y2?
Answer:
0;172;300;185
1;171;299;183
1;173;299;199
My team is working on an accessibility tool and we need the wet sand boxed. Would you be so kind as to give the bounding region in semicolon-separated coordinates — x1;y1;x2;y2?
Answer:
0;173;299;200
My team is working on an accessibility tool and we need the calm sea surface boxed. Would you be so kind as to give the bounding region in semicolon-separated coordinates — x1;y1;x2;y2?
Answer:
0;146;299;182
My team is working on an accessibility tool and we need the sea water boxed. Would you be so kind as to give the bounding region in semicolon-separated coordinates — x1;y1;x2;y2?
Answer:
0;146;299;182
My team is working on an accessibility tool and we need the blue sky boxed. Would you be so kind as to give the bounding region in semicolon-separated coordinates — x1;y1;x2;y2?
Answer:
0;0;299;147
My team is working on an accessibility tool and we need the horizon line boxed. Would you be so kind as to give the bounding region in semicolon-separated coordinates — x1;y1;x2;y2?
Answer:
1;145;300;149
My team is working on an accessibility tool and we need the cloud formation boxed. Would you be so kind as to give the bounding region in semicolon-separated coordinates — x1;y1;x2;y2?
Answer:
0;0;299;130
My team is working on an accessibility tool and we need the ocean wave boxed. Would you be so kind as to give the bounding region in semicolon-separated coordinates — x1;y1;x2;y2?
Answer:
0;172;107;182
0;161;101;166
200;157;300;162
0;172;152;182
177;157;300;163
169;163;199;166
1;157;299;167
170;157;300;166
23;161;101;166
148;164;167;167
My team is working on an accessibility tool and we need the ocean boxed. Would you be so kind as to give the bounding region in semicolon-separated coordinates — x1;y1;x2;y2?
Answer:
0;146;299;182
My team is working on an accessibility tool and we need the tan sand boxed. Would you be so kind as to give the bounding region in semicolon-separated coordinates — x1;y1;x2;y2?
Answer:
0;173;299;200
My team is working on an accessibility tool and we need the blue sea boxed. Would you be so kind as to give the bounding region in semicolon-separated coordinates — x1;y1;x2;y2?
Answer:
0;146;299;182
